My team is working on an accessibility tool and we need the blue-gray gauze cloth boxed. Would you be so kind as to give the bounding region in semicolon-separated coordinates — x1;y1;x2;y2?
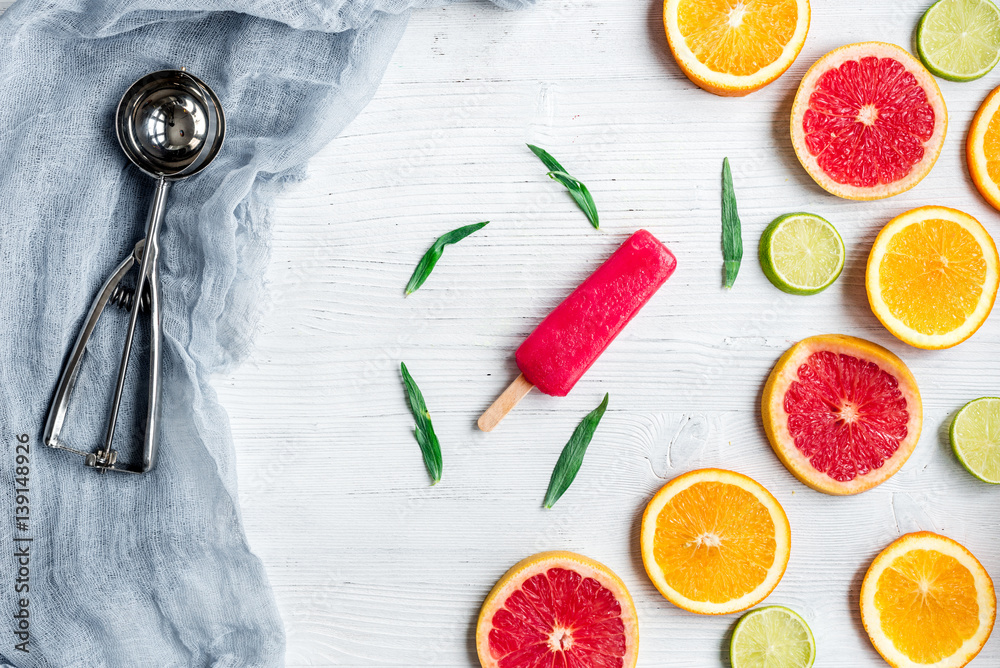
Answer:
0;0;528;665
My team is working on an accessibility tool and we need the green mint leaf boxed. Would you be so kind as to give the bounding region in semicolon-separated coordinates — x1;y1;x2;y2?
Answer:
404;221;489;295
548;171;600;229
400;362;442;484
527;145;600;229
543;393;610;508
722;157;743;289
527;143;566;173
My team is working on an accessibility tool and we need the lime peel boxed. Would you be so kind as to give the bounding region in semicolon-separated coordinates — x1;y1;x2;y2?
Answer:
917;0;1000;82
759;213;844;295
730;605;816;668
951;397;1000;484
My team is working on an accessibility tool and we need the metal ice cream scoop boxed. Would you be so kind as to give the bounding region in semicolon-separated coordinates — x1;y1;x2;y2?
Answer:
45;69;225;473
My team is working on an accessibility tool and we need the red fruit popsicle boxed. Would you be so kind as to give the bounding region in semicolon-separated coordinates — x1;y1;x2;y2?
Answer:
478;229;676;431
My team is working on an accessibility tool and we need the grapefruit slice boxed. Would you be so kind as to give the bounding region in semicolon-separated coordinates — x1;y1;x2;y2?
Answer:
761;335;922;495
476;551;639;668
640;468;791;615
861;532;996;668
791;42;947;200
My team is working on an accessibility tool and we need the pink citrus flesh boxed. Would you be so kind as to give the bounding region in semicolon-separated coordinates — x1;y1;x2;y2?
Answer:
762;335;922;495
791;42;947;200
476;551;639;668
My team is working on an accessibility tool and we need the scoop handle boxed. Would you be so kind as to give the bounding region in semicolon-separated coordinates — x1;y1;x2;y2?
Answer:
478;373;534;432
103;176;169;468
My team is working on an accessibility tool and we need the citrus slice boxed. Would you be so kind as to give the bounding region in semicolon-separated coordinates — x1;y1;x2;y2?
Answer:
967;85;1000;211
951;397;1000;484
476;551;639;668
866;206;1000;349
759;212;844;295
640;468;790;615
791;42;947;200
731;606;816;668
861;532;996;668
917;0;1000;82
663;0;810;96
762;334;922;495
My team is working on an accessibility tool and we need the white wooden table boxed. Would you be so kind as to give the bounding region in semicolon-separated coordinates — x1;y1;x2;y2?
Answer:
216;1;1000;665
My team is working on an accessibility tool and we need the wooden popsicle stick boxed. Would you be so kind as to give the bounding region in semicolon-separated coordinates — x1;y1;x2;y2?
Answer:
478;373;534;432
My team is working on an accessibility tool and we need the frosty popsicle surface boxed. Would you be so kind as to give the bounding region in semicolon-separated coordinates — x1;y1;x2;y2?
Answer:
478;229;676;431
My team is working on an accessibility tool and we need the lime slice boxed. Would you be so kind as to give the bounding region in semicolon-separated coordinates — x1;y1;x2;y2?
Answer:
731;606;816;668
759;213;844;295
917;0;1000;82
951;397;1000;483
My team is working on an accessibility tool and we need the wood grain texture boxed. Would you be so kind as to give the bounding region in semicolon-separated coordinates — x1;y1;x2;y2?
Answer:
215;0;1000;665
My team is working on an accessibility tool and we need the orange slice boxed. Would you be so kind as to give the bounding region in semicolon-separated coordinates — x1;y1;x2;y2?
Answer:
861;532;996;668
968;84;1000;212
476;551;639;668
866;206;1000;349
663;0;810;96
640;468;791;615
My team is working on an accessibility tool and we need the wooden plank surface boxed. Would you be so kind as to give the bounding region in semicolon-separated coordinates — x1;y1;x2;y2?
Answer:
216;1;1000;665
